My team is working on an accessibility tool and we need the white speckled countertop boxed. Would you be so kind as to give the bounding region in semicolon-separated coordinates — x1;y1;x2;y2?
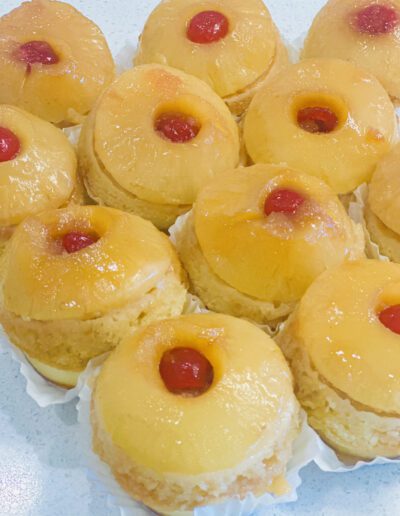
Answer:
1;1;400;515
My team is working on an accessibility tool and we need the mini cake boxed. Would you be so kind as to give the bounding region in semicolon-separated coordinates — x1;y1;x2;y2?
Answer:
278;260;400;459
0;104;78;254
243;58;397;194
134;0;289;115
302;0;400;101
92;313;300;513
365;143;400;261
0;206;186;388
172;164;364;326
79;64;240;230
0;0;115;125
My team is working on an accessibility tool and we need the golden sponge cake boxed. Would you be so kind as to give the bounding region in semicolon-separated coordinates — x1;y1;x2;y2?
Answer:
92;313;300;513
278;260;400;459
244;58;397;194
135;0;289;115
0;205;186;387
0;104;78;254
172;164;364;326
79;64;240;230
0;0;115;125
302;0;400;101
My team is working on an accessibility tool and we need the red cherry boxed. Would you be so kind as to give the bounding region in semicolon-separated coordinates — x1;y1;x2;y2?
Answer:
16;40;59;66
264;188;306;216
378;305;400;334
297;107;338;134
353;5;398;35
159;347;214;396
0;127;20;162
187;10;229;44
62;232;97;254
155;113;200;143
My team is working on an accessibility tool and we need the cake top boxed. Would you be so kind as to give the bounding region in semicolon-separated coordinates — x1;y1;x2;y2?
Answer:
297;259;400;415
302;0;400;99
0;205;181;320
135;0;278;98
91;64;239;206
0;0;115;123
93;312;298;475
193;164;363;305
244;58;397;194
0;105;76;226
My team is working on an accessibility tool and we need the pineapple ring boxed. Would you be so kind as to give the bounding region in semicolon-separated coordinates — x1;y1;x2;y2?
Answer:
0;105;76;227
135;0;288;112
193;164;364;305
302;0;400;101
92;313;299;512
1;206;179;321
369;143;400;235
243;59;397;194
0;0;115;125
79;64;239;225
294;260;400;415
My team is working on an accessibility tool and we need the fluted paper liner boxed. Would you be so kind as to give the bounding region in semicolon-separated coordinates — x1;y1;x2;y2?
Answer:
348;184;390;262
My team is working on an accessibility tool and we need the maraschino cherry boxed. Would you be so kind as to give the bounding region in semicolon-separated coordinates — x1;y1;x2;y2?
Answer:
16;40;59;66
0;127;20;162
187;11;229;44
62;232;97;254
155;113;200;143
353;5;398;35
378;305;400;335
264;188;306;216
159;347;214;396
297;107;338;134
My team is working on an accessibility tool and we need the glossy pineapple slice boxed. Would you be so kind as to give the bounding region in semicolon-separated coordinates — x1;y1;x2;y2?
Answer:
92;312;298;515
194;164;364;305
297;260;400;414
0;104;76;228
302;0;400;100
79;64;240;229
244;59;397;194
0;0;115;125
95;313;297;475
1;206;177;321
135;0;286;103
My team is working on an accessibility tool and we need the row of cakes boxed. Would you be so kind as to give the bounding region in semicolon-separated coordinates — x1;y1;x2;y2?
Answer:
0;0;400;513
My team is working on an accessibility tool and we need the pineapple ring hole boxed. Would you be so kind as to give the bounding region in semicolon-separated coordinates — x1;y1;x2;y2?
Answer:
15;40;59;67
292;93;348;134
154;103;202;143
187;10;230;44
351;4;398;35
159;347;214;396
264;188;306;216
47;221;102;255
61;232;99;254
378;304;400;334
0;126;21;162
375;282;400;321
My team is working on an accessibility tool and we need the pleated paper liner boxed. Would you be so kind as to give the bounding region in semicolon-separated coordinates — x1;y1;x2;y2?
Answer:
348;183;390;262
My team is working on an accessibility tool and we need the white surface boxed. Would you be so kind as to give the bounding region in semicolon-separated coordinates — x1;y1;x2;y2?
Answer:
1;1;400;515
